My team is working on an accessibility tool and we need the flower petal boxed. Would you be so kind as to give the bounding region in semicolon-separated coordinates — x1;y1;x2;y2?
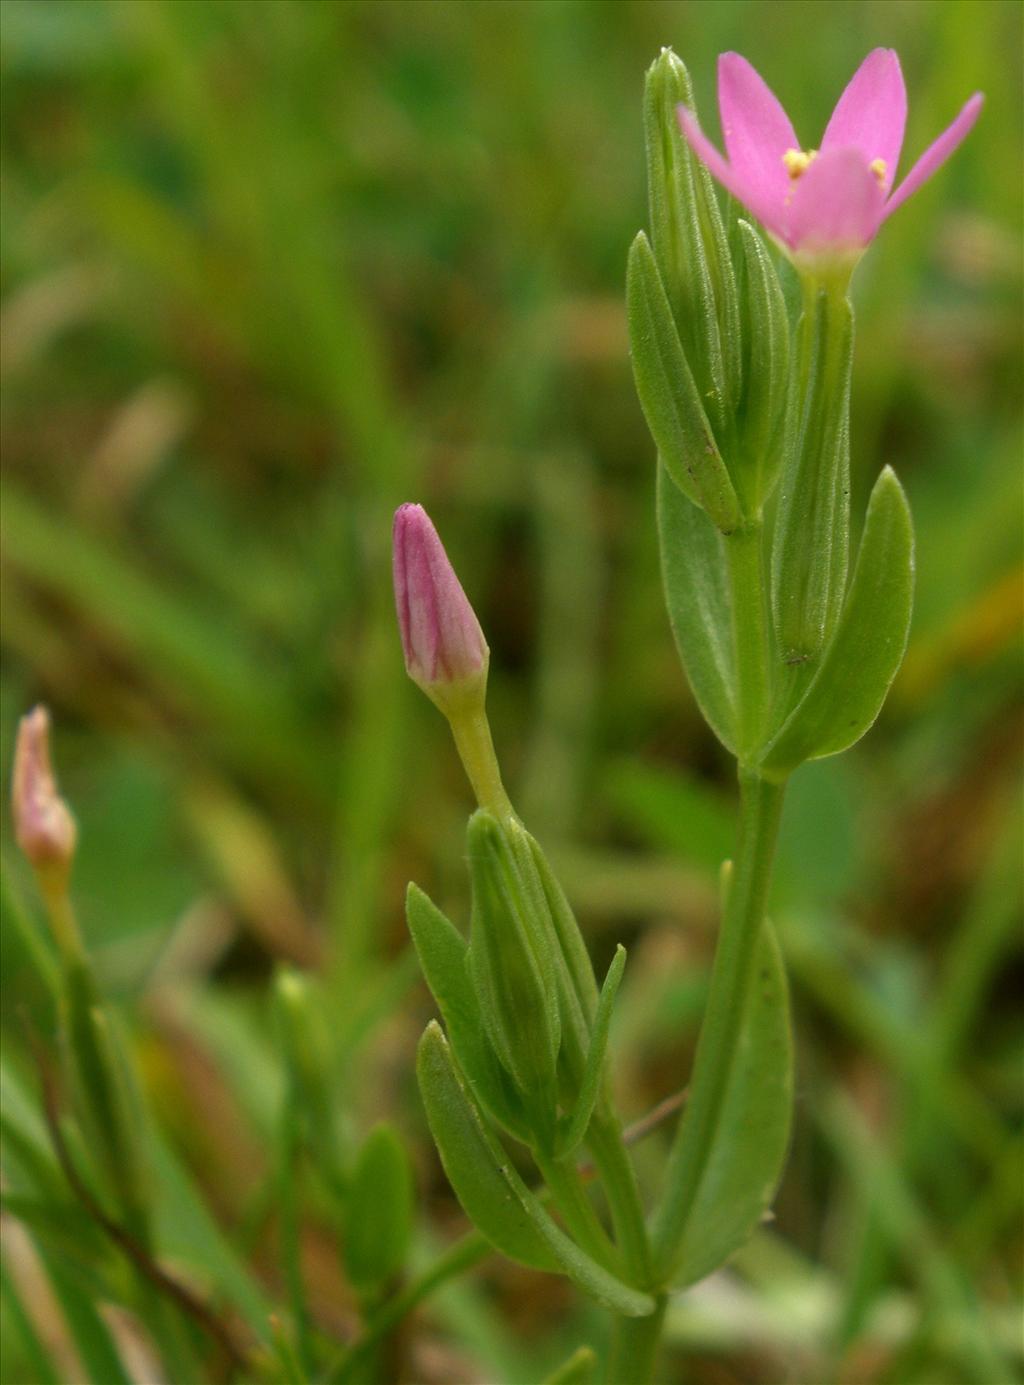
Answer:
677;107;784;237
820;48;907;193
883;92;984;220
718;52;799;209
783;145;886;253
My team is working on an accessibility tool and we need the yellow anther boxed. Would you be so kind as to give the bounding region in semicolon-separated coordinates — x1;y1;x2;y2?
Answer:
782;147;819;180
869;157;888;187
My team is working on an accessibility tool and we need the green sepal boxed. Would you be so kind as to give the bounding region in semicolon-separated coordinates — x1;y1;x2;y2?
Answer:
406;883;531;1143
556;946;626;1159
657;462;738;753
772;289;853;663
628;232;740;534
661;921;792;1287
417;1023;656;1317
343;1123;414;1295
466;812;561;1141
760;467;914;777
540;1346;598;1385
735;222;789;512
522;830;598;1098
643;48;739;430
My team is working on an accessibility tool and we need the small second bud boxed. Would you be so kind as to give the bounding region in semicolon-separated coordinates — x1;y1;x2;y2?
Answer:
11;705;77;878
392;503;489;715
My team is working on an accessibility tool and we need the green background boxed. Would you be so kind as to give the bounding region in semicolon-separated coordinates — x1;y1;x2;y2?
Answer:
2;1;1021;1381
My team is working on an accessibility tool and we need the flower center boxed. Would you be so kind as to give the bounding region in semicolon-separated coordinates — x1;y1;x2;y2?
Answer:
783;149;889;190
782;147;818;180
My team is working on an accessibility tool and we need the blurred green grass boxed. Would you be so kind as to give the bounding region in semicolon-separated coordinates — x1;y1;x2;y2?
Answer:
2;2;1022;1382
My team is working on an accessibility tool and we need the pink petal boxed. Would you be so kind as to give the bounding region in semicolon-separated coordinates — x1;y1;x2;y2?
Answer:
821;48;907;193
883;92;984;220
783;145;887;253
677;107;784;237
718;52;800;209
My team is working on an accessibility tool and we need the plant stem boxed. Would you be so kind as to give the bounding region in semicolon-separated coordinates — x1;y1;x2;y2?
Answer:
449;701;516;824
651;767;786;1278
587;1113;662;1382
587;1113;652;1288
607;1293;667;1385
726;520;770;757
533;1147;622;1273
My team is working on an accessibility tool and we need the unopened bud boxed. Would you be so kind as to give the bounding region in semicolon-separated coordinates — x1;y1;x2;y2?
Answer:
392;504;488;714
11;706;77;878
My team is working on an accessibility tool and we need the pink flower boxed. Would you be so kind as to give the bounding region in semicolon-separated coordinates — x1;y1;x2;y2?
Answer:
392;504;488;705
678;49;982;267
11;705;77;874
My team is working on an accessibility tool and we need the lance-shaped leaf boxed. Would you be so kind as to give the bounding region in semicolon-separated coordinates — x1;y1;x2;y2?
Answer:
761;467;914;776
417;1023;656;1317
406;883;530;1142
772;290;853;663
62;959;149;1231
657;462;738;753
557;946;626;1159
628;232;740;534
735;221;790;511
344;1124;414;1294
659;921;793;1287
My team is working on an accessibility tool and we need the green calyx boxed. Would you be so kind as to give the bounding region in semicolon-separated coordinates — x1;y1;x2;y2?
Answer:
466;810;562;1142
407;809;622;1158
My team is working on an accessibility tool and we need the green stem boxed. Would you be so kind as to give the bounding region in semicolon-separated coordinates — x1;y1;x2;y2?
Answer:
449;701;516;824
533;1147;622;1273
651;768;787;1278
726;521;770;757
587;1113;652;1288
607;1294;667;1385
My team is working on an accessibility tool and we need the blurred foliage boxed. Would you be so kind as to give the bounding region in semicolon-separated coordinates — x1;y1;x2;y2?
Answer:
1;1;1022;1382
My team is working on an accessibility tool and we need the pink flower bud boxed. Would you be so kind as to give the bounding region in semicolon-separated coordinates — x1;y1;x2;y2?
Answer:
11;705;77;874
392;504;488;708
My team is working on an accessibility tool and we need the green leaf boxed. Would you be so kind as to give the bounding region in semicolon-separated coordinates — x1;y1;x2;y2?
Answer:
43;1254;132;1385
657;462;738;753
735;221;789;510
761;467;914;777
417;1022;561;1273
668;921;793;1288
417;1023;656;1318
627;233;740;534
147;1130;273;1342
344;1124;414;1294
61;961;149;1229
540;1345;598;1385
406;882;530;1142
557;946;626;1159
771;289;853;663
